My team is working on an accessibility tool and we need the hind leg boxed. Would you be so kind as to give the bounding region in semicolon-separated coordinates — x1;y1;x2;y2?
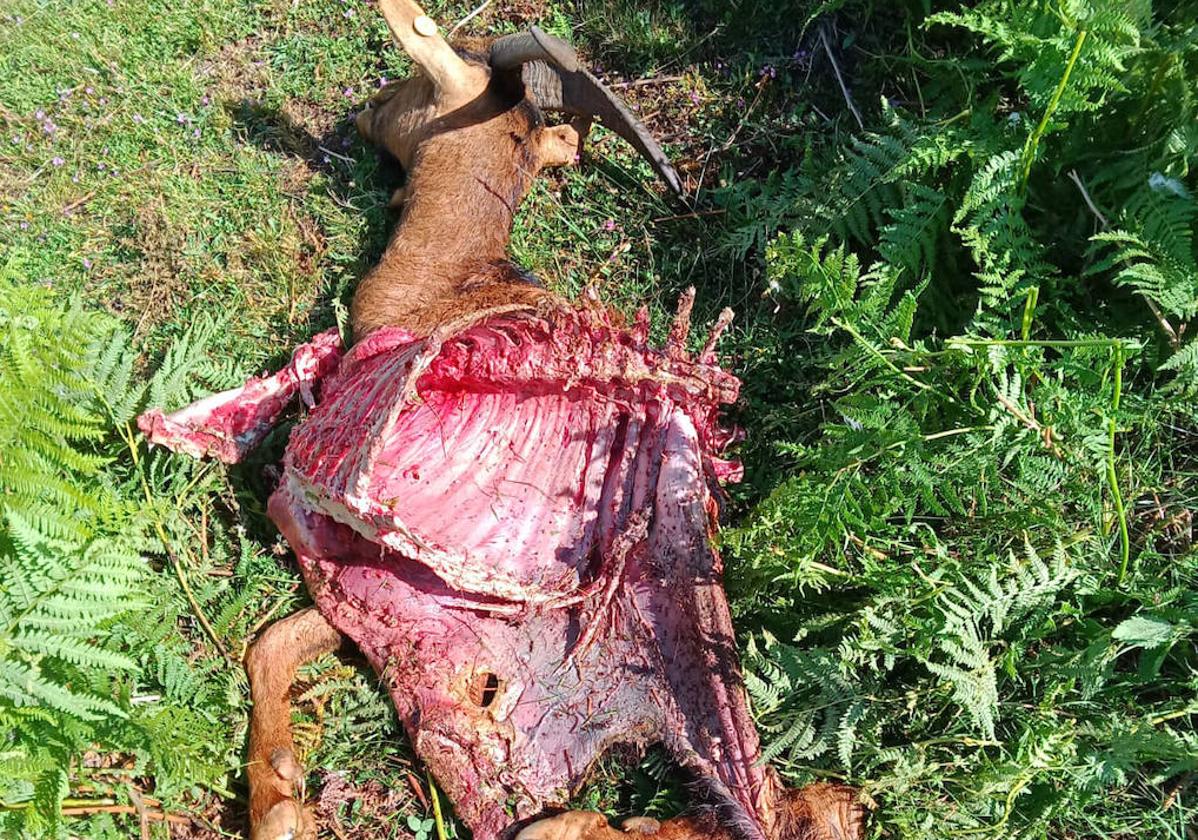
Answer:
515;785;864;840
245;608;344;840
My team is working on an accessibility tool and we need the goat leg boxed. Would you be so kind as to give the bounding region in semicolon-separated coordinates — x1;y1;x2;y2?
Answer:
245;608;344;840
516;785;864;840
139;328;343;464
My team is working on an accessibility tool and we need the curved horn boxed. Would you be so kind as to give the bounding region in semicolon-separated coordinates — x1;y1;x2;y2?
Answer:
378;0;481;99
492;28;683;196
489;27;580;73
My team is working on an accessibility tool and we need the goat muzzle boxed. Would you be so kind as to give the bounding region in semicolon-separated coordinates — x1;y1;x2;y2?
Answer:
490;27;684;196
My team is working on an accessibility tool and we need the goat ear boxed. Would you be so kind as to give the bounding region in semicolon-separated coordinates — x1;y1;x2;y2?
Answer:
536;119;590;168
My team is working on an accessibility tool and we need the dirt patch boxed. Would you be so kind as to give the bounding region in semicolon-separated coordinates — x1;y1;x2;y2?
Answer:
117;200;192;337
316;771;420;838
226;203;328;326
202;36;272;110
279;96;342;158
278;157;315;198
461;0;550;32
161;796;247;840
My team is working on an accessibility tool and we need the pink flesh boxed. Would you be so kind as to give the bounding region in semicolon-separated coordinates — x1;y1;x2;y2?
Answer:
138;328;344;463
140;303;779;840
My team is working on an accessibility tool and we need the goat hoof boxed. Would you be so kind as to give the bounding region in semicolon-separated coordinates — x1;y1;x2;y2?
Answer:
250;747;313;840
254;798;315;840
621;817;660;834
515;811;617;840
270;747;303;781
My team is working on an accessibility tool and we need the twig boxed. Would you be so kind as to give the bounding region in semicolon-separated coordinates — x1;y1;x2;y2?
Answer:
994;388;1061;457
317;145;354;164
713;83;765;155
819;24;864;130
126;784;150;840
1;799;189;825
118;420;232;661
62;190;97;215
1164;771;1192;809
1068;168;1180;349
1066;169;1109;227
1109;343;1131;583
447;0;491;38
652;208;726;223
609;75;684;89
163;536;231;660
60;805;188;824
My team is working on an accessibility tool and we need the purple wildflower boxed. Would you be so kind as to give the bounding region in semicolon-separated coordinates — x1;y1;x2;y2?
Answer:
176;112;189;125
35;109;45;120
132;113;144;124
760;64;777;79
42;120;57;135
51;156;64;166
97;162;106;171
378;76;389;87
343;87;354;98
689;91;702;105
343;8;355;17
19;221;29;230
82;257;92;269
192;127;201;139
602;219;617;232
201;94;210;106
85;86;94;95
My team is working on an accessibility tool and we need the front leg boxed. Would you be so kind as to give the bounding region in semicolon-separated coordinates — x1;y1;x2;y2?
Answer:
245;607;344;840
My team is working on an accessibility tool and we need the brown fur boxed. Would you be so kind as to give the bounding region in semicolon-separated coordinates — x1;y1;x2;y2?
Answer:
349;60;582;338
245;608;342;840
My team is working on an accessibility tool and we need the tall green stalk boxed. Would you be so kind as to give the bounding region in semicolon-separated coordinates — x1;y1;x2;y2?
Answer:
1019;29;1088;192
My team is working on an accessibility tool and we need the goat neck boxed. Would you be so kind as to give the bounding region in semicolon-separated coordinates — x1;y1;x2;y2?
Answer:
351;104;550;339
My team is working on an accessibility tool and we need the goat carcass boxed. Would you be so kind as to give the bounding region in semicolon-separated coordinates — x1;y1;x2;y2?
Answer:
139;2;864;837
141;295;785;838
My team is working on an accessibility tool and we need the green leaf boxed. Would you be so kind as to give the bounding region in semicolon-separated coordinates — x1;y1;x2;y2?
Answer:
1112;616;1175;649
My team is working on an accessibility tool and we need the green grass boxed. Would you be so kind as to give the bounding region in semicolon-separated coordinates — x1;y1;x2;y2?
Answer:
2;0;1197;838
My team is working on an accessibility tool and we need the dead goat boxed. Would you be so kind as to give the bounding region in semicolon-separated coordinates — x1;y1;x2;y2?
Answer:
139;3;864;839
